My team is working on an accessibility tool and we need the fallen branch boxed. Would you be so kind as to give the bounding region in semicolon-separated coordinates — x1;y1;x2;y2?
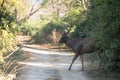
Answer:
3;47;20;60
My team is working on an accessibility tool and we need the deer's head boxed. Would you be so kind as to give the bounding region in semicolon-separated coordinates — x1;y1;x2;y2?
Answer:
59;32;68;43
59;26;72;43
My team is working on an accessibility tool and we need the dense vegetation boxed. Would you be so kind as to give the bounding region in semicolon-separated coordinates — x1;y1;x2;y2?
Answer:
0;0;40;79
0;0;120;79
30;0;120;72
78;0;120;72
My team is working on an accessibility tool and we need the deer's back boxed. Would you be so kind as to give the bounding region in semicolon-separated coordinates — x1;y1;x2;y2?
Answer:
68;38;97;54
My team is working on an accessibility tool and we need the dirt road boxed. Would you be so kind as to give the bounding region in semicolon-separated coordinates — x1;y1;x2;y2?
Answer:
16;36;120;80
16;46;120;80
16;46;88;80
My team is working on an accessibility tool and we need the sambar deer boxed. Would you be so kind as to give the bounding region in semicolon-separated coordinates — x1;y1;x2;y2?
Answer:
59;30;103;71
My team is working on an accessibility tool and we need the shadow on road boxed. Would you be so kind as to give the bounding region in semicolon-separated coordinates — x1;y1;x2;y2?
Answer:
16;36;120;80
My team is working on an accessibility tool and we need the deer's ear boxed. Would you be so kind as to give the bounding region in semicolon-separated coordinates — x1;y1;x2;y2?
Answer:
63;32;68;36
60;31;65;35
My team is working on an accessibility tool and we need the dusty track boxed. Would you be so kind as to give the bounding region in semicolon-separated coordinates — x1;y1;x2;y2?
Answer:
16;36;120;80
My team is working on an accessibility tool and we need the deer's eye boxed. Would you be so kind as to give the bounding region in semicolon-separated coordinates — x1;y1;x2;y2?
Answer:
62;37;67;41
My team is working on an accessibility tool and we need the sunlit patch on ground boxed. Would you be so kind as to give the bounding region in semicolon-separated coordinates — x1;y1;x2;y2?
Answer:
16;47;84;80
16;44;120;80
22;47;74;56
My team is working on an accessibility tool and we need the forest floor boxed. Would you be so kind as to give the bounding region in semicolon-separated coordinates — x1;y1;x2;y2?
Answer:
16;35;120;80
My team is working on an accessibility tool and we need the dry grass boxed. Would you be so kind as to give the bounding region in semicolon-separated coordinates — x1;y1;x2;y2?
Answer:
0;47;32;80
0;59;19;80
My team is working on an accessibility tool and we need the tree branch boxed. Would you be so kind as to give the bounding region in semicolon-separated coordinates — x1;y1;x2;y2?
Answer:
1;0;5;9
30;7;40;16
3;47;20;60
20;1;41;21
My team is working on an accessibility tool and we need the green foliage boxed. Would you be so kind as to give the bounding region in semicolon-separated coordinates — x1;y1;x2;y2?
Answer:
0;0;19;63
62;8;83;25
19;19;49;36
72;0;120;72
31;19;63;44
0;28;17;52
66;10;87;37
103;50;120;72
41;0;120;72
0;0;38;79
11;49;23;61
19;24;39;36
25;0;120;72
0;11;14;28
0;22;17;63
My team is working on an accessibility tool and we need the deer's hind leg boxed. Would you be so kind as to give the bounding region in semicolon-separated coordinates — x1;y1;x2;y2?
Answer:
68;53;80;71
80;54;84;71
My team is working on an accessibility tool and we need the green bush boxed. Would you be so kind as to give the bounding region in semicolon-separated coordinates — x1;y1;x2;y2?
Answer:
72;0;120;72
11;49;23;61
19;20;42;36
31;19;63;44
20;26;39;35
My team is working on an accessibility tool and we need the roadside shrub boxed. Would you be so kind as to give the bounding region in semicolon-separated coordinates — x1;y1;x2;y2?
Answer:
19;21;41;36
74;0;120;72
31;20;63;44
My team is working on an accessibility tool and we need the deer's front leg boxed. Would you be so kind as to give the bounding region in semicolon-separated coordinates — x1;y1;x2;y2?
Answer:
68;53;79;71
80;54;84;71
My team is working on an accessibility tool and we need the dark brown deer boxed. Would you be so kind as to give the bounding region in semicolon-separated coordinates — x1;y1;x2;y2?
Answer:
59;31;103;71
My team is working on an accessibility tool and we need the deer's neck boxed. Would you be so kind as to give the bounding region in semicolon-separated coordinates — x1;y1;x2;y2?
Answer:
65;37;76;49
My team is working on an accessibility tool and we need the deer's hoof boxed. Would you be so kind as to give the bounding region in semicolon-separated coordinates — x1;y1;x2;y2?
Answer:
78;68;84;71
68;68;71;71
